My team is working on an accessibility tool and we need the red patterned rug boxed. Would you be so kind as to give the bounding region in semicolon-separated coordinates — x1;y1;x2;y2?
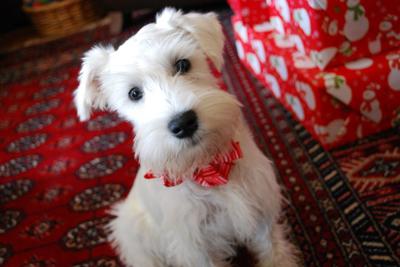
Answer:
1;12;399;267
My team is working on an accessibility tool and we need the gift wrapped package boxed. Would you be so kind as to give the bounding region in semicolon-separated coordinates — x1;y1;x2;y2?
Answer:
232;15;400;149
227;0;270;26
261;0;400;70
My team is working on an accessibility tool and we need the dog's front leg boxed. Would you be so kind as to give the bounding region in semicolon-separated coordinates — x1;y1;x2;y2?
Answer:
108;198;164;267
250;222;299;267
165;231;229;267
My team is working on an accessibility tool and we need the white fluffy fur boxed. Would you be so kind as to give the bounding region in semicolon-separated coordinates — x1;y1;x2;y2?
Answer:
74;8;298;267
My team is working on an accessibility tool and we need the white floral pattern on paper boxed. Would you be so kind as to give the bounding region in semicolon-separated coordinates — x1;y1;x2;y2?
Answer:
343;0;369;42
310;47;338;70
314;119;349;144
295;81;316;110
270;55;288;81
285;93;304;121
307;0;327;10
251;40;266;63
265;74;281;98
247;53;261;74
275;0;291;22
345;58;373;70
293;8;311;36
234;21;248;43
235;41;245;60
323;73;352;105
360;88;382;123
387;54;400;91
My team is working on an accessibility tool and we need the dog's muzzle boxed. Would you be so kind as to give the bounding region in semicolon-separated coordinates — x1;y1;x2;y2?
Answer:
168;109;198;139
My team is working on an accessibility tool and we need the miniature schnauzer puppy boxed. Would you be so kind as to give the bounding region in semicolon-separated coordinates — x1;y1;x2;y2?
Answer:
74;8;298;267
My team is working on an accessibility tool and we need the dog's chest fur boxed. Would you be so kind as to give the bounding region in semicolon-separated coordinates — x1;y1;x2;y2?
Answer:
134;180;240;260
130;148;277;257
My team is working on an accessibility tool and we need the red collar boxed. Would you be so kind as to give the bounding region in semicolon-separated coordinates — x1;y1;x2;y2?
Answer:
144;141;242;188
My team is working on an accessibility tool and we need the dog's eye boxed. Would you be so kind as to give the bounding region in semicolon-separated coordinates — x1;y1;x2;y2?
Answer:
128;87;143;101
175;59;191;74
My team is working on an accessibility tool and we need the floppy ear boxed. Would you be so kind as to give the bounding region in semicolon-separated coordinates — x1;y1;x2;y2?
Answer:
74;45;114;121
156;8;225;70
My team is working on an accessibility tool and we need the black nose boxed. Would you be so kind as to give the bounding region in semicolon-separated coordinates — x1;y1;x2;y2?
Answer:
168;110;198;139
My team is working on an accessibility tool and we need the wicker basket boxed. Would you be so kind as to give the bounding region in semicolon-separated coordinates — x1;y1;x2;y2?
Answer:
23;0;103;36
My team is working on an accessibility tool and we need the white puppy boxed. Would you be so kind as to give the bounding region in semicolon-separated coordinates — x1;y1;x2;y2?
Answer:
74;8;298;267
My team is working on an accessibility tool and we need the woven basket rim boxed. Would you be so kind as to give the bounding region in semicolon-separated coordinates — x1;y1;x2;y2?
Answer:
22;0;84;13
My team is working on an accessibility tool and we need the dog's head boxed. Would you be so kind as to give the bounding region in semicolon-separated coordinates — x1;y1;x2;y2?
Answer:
74;8;241;176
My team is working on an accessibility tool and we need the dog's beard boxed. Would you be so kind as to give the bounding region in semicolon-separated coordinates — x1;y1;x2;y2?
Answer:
134;125;234;178
132;89;241;178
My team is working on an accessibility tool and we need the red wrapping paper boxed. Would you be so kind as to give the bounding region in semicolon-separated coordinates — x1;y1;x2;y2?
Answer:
227;0;270;26
232;15;400;149
240;0;400;70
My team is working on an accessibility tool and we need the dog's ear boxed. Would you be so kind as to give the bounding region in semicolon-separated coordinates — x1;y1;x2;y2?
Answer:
156;8;225;70
74;45;114;121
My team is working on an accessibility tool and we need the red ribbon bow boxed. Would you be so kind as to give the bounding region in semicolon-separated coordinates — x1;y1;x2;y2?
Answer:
144;141;243;188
